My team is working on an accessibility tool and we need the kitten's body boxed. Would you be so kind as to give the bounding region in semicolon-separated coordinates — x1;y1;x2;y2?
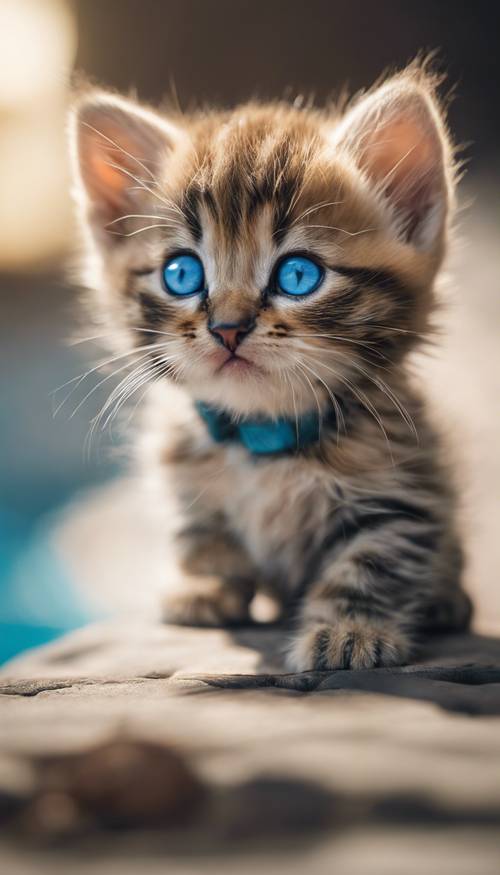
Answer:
71;65;472;670
151;371;467;669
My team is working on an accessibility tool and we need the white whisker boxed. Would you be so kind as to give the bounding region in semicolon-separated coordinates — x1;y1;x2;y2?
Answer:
305;225;375;237
68;351;160;420
295;358;346;439
292;333;392;365
99;349;182;426
51;341;171;415
81;120;158;183
293;361;324;437
334;352;419;441
290;199;345;226
106;213;180;227
299;354;393;460
110;223;174;238
102;159;180;214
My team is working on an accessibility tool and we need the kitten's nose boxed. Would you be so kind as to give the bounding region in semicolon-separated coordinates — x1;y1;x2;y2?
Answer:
208;319;255;352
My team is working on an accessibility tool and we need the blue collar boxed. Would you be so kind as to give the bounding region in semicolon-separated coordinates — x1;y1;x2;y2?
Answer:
195;401;334;455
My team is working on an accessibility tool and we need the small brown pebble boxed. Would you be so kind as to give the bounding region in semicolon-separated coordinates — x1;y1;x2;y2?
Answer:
41;738;204;830
21;791;83;837
0;755;37;827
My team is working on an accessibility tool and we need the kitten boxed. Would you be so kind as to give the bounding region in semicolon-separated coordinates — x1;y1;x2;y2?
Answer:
70;62;472;670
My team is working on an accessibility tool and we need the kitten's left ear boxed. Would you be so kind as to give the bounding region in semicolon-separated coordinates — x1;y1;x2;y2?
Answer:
69;91;184;243
330;73;455;253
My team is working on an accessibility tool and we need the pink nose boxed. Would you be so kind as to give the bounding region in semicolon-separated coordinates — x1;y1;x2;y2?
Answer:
209;320;254;352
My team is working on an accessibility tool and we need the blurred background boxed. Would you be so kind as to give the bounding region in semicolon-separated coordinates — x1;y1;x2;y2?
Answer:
1;0;499;662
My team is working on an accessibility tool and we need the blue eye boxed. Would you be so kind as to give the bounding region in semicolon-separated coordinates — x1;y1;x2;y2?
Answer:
162;253;205;296
276;255;323;296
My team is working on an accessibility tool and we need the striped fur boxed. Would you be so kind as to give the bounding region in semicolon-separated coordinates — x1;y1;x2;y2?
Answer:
71;63;472;670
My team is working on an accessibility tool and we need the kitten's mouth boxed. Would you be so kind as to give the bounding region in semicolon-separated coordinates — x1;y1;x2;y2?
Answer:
216;352;259;376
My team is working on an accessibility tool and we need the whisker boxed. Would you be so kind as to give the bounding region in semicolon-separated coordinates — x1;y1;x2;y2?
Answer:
294;363;324;439
102;159;180;213
106;213;180;227
317;345;417;439
290;199;345;226
182;458;234;513
371;324;427;337
110;348;206;433
68;327;182;348
102;363;170;432
334;352;419;441
99;348;182;427
123;367;171;427
109;223;174;238
81;120;158;184
282;369;300;444
51;341;171;415
83;357;161;457
379;143;418;190
67;351;160;420
292;333;392;365
291;342;394;383
86;354;179;450
128;327;181;338
305;225;375;237
299;354;393;461
293;334;417;436
97;370;155;437
101;343;206;435
292;356;346;439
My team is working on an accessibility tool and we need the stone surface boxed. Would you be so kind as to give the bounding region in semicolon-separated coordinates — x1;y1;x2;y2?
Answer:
1;620;500;872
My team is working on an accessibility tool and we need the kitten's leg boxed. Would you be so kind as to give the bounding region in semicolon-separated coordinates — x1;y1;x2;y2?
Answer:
289;576;412;671
163;522;256;627
421;585;472;634
288;506;468;671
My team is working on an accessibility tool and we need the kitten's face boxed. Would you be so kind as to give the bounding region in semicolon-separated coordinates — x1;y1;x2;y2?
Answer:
72;72;453;418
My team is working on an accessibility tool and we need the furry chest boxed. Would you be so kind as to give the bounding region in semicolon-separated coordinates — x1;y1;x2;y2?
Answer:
220;448;332;585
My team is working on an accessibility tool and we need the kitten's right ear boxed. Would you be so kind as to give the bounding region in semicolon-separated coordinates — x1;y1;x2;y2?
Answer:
329;72;454;255
69;91;183;242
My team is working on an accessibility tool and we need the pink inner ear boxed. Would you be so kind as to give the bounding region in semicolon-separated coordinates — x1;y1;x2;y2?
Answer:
360;118;435;191
74;96;177;228
79;121;144;219
354;101;446;245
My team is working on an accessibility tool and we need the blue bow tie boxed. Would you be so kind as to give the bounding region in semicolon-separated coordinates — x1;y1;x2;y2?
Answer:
195;401;334;455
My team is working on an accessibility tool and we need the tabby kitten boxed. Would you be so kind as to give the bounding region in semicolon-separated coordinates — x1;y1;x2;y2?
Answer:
70;64;472;670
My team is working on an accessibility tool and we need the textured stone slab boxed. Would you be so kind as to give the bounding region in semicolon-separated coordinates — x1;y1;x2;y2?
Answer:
1;620;500;872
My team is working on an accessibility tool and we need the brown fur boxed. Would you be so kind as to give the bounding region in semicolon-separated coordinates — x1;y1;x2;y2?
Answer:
70;63;472;670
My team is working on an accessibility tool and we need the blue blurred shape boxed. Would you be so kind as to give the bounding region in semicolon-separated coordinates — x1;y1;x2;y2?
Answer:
0;507;94;664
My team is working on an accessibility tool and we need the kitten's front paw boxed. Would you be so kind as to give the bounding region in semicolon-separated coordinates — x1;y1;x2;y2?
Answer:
288;619;411;672
163;576;250;627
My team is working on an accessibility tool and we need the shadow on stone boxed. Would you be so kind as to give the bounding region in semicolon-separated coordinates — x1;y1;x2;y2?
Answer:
181;626;500;716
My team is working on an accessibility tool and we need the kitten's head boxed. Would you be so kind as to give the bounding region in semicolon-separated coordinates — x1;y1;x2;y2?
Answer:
70;65;455;419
